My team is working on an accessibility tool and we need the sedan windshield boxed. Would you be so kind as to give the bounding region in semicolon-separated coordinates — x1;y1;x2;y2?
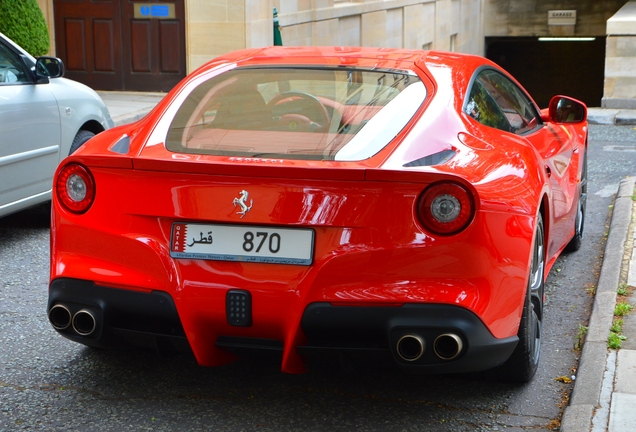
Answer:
166;67;425;161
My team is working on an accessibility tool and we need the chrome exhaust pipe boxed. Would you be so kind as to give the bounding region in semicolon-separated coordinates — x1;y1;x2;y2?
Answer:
72;309;97;336
48;304;72;330
396;334;425;361
433;333;463;360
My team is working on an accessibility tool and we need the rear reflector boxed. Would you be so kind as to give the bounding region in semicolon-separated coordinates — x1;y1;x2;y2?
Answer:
226;290;252;327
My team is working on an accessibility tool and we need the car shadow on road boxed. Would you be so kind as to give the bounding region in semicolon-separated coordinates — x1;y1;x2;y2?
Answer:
68;343;519;407
0;203;51;231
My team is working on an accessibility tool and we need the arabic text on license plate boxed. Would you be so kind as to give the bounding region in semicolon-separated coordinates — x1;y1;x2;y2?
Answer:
170;223;314;265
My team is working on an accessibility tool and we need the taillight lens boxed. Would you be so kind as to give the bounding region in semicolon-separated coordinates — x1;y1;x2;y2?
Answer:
417;183;474;235
55;163;95;214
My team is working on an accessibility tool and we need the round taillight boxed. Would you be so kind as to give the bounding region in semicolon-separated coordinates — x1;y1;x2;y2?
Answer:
417;183;474;235
55;163;95;214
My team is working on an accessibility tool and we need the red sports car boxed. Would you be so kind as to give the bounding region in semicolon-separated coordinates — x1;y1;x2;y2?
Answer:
48;46;587;382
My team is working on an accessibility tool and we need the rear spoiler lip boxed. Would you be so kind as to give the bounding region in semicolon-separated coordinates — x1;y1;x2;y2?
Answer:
126;158;466;184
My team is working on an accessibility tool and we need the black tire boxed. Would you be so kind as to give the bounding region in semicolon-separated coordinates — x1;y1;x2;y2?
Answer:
69;130;95;155
495;213;544;383
565;149;587;252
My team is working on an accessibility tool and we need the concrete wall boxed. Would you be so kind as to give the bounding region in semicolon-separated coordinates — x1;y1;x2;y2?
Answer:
484;0;626;37
603;1;636;108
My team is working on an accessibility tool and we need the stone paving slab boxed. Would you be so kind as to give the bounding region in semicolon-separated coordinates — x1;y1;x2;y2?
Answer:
609;393;636;431
630;247;636;288
615;350;636;394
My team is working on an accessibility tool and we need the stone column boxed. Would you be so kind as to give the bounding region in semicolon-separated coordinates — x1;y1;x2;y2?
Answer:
603;1;636;109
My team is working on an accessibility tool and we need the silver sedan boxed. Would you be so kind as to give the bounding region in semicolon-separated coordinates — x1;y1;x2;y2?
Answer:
0;32;113;218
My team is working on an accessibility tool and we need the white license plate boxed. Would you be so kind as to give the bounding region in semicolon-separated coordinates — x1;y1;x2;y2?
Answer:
170;223;314;265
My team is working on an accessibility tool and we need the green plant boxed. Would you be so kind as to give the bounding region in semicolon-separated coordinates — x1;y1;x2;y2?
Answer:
574;324;587;350
617;284;628;296
608;332;626;349
615;302;633;316
0;0;50;56
610;319;624;334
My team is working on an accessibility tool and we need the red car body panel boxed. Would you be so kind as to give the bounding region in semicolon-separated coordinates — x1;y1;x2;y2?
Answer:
48;47;587;376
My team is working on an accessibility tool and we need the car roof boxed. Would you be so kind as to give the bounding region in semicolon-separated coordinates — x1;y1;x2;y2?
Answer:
193;46;495;94
198;46;465;74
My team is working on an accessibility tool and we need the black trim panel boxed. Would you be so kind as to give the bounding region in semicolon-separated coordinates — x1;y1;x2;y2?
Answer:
299;302;518;373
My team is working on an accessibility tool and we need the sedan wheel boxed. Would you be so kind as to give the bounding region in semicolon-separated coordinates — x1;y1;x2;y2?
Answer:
496;213;544;382
69;130;95;155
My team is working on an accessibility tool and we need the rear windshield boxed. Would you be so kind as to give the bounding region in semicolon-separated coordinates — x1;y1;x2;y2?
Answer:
166;67;425;161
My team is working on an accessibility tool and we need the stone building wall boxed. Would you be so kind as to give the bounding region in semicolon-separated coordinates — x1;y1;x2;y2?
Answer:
186;0;485;72
603;1;636;108
37;0;54;55
276;0;483;56
186;0;272;72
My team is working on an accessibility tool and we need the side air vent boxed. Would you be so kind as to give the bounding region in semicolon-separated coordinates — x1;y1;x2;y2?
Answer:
109;135;131;154
403;149;456;167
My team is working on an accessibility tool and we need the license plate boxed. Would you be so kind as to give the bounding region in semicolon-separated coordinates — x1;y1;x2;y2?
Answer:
170;222;314;265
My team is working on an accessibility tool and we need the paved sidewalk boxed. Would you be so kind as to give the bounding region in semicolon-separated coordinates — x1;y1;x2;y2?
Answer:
587;107;636;125
94;92;636;431
97;91;166;126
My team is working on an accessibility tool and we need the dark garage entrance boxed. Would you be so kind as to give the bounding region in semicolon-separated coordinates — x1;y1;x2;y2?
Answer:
486;37;606;108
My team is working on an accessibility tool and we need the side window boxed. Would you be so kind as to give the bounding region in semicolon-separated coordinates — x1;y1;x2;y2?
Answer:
464;79;511;132
0;44;30;84
465;69;541;134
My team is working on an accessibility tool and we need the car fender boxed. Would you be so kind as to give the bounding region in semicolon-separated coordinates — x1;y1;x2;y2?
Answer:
47;78;113;157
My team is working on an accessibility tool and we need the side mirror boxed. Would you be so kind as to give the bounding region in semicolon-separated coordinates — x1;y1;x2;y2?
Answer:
548;96;586;124
34;56;65;83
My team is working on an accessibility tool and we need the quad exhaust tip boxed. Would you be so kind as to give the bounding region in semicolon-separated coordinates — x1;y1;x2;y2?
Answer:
72;309;97;336
396;334;426;361
433;333;463;360
48;304;72;330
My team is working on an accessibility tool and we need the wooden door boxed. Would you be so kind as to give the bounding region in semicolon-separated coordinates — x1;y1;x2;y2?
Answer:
121;0;186;91
53;0;186;91
54;0;123;90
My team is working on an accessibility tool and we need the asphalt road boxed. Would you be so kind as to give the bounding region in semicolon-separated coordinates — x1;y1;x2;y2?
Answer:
1;124;635;431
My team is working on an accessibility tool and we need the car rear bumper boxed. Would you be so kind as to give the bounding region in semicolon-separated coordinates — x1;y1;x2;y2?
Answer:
47;278;190;352
48;278;518;374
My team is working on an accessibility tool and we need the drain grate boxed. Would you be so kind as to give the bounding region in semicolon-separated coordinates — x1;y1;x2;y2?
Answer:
226;290;252;327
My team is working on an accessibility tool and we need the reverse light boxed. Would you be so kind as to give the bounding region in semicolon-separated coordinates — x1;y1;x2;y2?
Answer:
56;163;95;214
417;183;474;235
